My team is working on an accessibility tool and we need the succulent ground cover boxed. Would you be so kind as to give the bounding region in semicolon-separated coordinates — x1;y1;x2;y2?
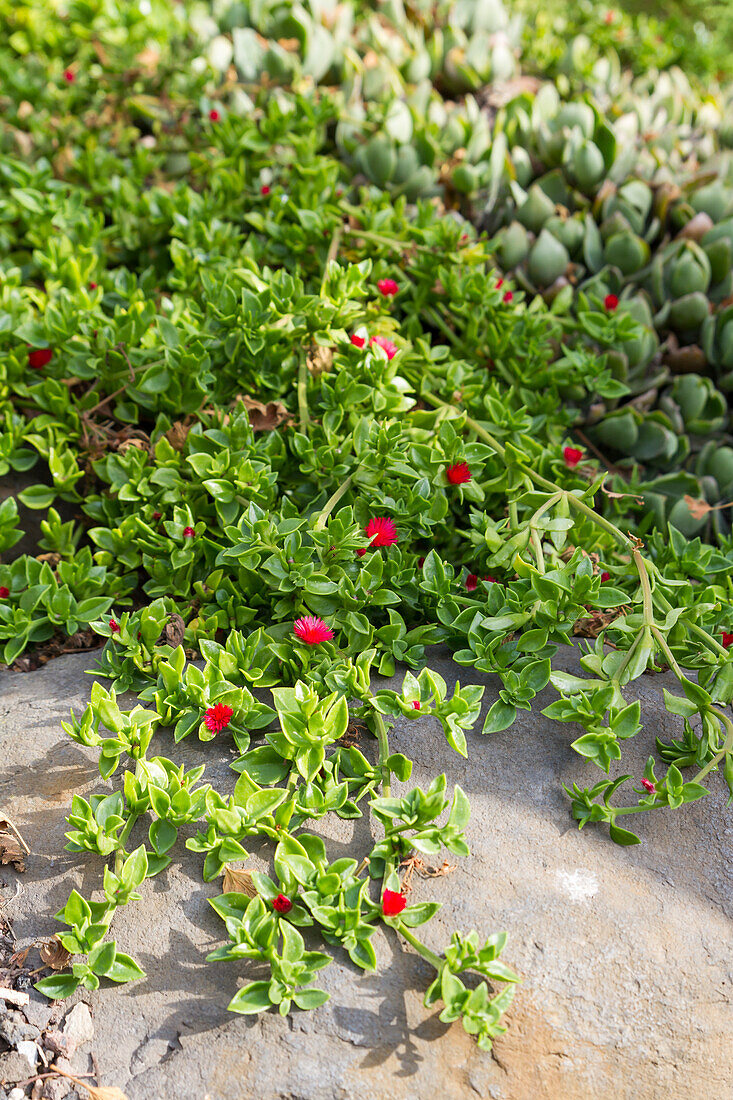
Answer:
2;0;733;1060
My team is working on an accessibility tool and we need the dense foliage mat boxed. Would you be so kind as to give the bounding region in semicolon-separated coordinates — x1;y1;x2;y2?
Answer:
1;0;732;1055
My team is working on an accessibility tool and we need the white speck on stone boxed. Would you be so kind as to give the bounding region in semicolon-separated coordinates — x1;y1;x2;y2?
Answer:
556;868;598;902
16;1039;38;1066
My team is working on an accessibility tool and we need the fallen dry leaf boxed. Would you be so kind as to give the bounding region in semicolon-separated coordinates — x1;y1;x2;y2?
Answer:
52;1069;129;1100
222;867;258;898
307;345;334;377
164;421;191;452
683;494;712;520
573;606;627;638
40;936;72;971
240;395;292;431
0;819;28;871
163;614;186;648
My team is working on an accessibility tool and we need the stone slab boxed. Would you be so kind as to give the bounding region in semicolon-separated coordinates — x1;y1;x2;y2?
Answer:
0;650;731;1100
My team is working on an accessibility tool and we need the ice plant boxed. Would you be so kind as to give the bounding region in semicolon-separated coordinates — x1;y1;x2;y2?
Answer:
204;703;234;733
377;278;399;297
293;616;334;645
563;446;583;468
465;574;478;591
0;587;9;599
109;619;120;634
446;462;471;485
260;184;271;195
601;571;611;582
503;290;513;303
28;348;53;369
641;778;656;794
382;890;406;917
350;333;366;348
182;526;195;537
365;516;397;547
89;282;97;290
604;294;619;312
272;895;293;914
411;701;421;710
370;335;397;360
208;108;220;121
63;69;75;83
722;632;733;649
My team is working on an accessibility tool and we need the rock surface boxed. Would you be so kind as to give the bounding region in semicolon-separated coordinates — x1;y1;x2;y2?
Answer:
0;650;731;1100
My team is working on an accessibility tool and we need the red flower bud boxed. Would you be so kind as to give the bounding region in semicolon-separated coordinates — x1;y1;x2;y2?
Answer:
370;335;397;360
601;571;610;582
0;587;9;599
641;778;655;794
382;889;406;917
63;69;75;84
377;278;399;297
272;894;293;914
503;290;513;303
208;108;220;122
722;632;733;649
182;526;195;537
604;294;619;312
350;333;366;348
563;446;583;468
109;619;120;633
28;348;53;369
89;282;97;290
260;184;271;195
465;574;478;591
411;701;421;710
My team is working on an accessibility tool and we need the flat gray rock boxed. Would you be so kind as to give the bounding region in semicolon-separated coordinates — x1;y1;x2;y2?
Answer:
1;650;731;1100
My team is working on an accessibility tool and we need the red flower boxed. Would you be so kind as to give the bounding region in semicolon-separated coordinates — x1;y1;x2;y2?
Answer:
182;526;195;537
294;616;334;645
722;632;733;649
411;701;421;710
640;778;656;794
209;108;220;122
28;348;53;369
204;703;234;733
496;278;504;289
601;571;610;582
350;333;366;348
272;894;293;914
63;69;75;84
89;282;98;290
563;446;583;468
152;511;161;520
465;574;478;591
503;290;513;303
260;184;270;195
377;278;399;297
382;889;406;917
484;575;497;583
370;335;397;360
417;556;425;569
109;619;120;634
604;294;619;312
365;516;397;548
446;462;471;485
0;587;9;599
604;10;615;24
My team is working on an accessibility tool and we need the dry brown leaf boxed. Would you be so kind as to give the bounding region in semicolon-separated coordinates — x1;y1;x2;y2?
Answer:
307;346;334;377
222;867;258;898
52;1070;129;1100
39;936;72;971
240;395;292;431
164;421;191;452
163;614;186;648
0;819;27;871
135;47;161;72
573;606;627;638
683;494;712;520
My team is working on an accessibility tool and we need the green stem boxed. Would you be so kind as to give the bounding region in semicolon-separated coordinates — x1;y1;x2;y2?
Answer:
372;709;391;800
694;709;733;784
320;226;343;296
298;354;310;434
314;472;356;530
396;922;444;972
113;813;140;876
